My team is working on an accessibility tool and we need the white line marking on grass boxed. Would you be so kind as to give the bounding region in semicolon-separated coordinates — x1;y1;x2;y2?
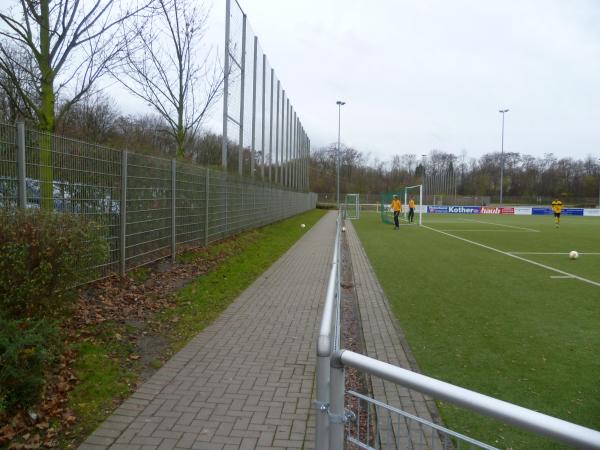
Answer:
510;252;600;255
422;225;600;288
550;275;574;279
460;219;540;232
435;229;536;233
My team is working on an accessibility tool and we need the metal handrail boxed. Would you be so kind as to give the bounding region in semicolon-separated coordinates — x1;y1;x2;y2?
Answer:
337;351;600;450
315;211;342;450
316;214;340;356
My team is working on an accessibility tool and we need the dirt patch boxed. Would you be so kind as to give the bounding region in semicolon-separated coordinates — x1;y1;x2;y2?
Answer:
340;226;377;447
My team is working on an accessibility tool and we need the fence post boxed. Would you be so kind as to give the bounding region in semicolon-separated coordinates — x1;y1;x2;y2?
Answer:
120;151;128;277
225;174;228;236
205;168;210;246
171;159;177;263
16;122;26;208
329;353;346;450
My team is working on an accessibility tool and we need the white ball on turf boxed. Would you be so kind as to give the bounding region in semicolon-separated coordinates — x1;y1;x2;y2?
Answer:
569;250;579;260
300;223;306;228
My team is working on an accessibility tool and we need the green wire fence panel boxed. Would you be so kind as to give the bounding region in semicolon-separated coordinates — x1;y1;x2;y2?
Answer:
0;122;317;283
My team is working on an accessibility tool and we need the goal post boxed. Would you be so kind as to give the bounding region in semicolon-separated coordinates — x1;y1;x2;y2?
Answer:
379;185;423;226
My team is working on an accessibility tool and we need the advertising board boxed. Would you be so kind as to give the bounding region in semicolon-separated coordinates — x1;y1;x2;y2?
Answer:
427;206;449;214
448;206;481;214
514;207;532;215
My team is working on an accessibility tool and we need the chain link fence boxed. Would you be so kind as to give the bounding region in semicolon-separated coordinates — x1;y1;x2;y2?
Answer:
222;0;310;189
0;122;317;280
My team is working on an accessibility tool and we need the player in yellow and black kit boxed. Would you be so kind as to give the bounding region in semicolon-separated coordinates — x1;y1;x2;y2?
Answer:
551;199;563;227
408;197;416;223
390;195;402;230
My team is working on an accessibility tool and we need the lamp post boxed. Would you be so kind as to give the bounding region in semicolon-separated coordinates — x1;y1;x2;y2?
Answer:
499;109;509;205
336;101;345;208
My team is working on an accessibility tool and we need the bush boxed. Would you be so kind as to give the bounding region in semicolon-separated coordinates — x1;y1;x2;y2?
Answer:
316;202;338;210
0;209;106;320
0;318;60;414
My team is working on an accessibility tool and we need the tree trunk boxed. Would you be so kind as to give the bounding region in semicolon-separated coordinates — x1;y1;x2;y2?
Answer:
38;0;55;209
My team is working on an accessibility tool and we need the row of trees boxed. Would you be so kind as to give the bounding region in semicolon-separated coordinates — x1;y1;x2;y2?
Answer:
0;0;222;156
310;145;600;205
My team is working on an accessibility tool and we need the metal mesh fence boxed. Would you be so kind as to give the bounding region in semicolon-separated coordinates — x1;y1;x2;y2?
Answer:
223;0;310;187
23;128;122;276
0;123;17;207
0;122;317;281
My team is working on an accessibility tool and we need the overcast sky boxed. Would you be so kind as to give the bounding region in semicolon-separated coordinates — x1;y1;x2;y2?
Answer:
3;0;599;161
200;0;600;162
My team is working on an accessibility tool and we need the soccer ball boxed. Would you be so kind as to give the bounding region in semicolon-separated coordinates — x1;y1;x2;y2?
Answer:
569;251;579;260
342;226;347;232
300;223;306;228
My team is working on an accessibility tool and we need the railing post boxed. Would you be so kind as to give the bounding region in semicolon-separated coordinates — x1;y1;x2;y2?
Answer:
120;150;128;277
329;353;345;450
315;355;330;450
16;122;26;208
171;159;176;263
205;168;210;246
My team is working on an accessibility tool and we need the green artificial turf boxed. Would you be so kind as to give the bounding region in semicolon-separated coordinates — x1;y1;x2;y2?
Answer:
352;212;600;449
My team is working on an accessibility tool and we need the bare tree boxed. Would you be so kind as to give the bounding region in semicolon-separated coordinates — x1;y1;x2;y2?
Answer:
0;0;148;207
117;0;224;159
0;40;38;122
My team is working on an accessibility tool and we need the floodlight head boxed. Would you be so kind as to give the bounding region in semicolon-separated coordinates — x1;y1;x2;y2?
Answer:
336;101;346;106
499;109;509;113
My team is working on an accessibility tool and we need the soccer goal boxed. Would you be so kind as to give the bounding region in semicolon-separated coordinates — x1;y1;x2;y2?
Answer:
345;193;360;219
380;185;423;226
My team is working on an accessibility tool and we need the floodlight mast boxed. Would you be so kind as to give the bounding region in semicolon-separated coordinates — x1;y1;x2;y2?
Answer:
499;109;509;206
336;101;345;209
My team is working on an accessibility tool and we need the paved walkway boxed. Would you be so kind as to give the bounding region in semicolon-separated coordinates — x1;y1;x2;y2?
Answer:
346;221;444;449
81;212;445;450
80;212;337;450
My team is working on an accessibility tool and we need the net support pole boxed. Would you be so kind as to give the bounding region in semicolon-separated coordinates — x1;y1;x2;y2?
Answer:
250;35;257;179
261;53;266;181
238;14;247;176
221;0;230;169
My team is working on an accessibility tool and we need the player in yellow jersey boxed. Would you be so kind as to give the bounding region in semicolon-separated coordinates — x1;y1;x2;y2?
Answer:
408;197;416;223
390;195;402;230
551;199;563;227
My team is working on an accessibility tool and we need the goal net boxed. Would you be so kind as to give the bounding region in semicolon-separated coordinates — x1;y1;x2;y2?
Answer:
380;185;423;226
345;193;360;219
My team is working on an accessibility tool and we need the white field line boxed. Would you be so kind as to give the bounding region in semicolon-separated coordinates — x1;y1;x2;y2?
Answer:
550;275;575;279
510;252;600;255
460;218;540;232
435;229;536;233
422;225;600;288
